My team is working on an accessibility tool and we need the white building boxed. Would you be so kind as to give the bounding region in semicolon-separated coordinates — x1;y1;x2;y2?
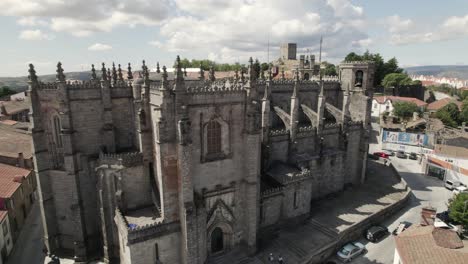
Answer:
0;211;13;264
371;96;427;118
422;144;468;185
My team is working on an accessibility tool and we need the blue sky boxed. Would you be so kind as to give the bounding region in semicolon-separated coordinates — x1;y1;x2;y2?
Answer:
0;0;467;77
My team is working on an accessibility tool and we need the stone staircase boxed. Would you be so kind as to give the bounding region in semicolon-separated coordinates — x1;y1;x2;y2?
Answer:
308;218;339;238
207;249;264;264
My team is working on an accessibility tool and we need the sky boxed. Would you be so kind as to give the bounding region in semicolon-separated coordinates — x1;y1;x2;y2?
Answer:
0;0;467;77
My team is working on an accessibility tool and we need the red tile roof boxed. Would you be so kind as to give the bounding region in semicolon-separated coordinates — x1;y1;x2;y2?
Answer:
0;163;32;198
395;225;468;264
374;96;427;107
427;98;462;111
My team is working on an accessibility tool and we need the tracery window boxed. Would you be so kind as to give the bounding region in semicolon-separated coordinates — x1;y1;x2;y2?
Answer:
206;120;221;155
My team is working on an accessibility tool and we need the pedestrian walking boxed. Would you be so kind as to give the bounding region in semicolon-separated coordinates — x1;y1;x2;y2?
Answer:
278;254;284;264
268;253;275;262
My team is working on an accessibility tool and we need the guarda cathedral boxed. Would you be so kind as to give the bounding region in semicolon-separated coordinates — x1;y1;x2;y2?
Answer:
28;45;374;263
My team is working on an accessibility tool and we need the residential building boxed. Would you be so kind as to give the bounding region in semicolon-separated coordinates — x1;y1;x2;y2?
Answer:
0;163;36;241
0;120;32;169
371;96;427;118
393;225;468;264
0;97;30;122
422;144;468;185
427;98;462;115
0;211;12;264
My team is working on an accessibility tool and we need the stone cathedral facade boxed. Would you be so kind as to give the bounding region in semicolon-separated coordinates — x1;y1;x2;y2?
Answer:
28;56;374;263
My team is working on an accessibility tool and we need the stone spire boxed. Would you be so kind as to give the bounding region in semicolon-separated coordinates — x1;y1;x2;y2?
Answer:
162;65;168;84
28;64;38;83
241;68;245;83
156;62;160;73
292;68;300;98
208;66;215;81
101;63;108;81
127;63;133;80
117;64;123;81
142;60;149;80
107;68;111;81
160;65;169;90
111;62;117;83
248;57;255;81
290;68;300;141
234;69;239;81
91;64;97;80
56;62;65;82
175;55;184;82
199;65;205;80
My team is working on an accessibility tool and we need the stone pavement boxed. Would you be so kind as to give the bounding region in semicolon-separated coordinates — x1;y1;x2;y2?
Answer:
210;160;407;264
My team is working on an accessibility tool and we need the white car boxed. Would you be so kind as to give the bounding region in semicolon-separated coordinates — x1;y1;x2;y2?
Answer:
434;219;459;233
453;186;468;195
337;242;366;262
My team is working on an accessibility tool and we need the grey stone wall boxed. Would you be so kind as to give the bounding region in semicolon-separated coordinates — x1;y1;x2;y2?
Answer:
121;166;152;210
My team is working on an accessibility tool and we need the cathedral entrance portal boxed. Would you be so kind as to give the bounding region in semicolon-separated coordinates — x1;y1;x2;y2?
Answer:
211;227;224;253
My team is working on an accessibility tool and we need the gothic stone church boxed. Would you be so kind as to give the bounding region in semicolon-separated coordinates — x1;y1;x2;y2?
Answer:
28;57;374;263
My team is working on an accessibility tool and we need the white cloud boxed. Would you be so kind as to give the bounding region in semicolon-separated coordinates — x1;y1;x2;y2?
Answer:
18;29;53;40
17;17;48;26
385;14;468;46
88;43;112;51
0;0;171;37
385;15;414;33
156;0;369;63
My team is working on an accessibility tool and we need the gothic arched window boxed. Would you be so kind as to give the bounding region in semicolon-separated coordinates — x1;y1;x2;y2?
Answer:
303;73;310;80
206;120;221;155
355;70;364;87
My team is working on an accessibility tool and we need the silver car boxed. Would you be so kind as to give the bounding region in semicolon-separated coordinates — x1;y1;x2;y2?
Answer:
337;242;366;262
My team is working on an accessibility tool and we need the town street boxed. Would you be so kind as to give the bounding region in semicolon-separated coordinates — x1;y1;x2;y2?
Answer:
350;125;453;264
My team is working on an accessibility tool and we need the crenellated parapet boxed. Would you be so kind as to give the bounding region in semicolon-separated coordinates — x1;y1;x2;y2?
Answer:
186;79;245;94
261;186;284;198
269;128;289;137
98;152;143;167
339;61;375;65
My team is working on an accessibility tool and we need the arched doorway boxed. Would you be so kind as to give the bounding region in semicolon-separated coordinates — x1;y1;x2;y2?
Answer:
304;72;310;80
211;227;224;253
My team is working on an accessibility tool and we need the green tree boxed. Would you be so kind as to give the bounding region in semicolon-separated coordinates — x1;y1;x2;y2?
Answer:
392;101;419;120
322;62;337;76
344;52;362;61
459;99;468;124
0;86;16;97
436;110;458;127
448;193;468;231
382;73;413;88
435;102;460;128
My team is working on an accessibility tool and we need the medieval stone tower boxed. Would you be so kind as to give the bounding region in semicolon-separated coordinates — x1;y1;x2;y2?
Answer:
28;56;374;264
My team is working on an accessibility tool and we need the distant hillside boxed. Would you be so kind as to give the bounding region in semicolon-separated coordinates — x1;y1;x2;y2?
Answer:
405;65;468;80
0;71;92;92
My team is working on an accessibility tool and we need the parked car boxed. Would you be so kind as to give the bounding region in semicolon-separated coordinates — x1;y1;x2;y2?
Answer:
383;150;394;156
445;180;464;190
364;225;389;242
396;151;407;159
372;152;389;159
453;186;468;195
436;211;450;223
434;219;459;233
392;221;412;236
367;153;379;160
337;242;366;262
409;152;418;160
